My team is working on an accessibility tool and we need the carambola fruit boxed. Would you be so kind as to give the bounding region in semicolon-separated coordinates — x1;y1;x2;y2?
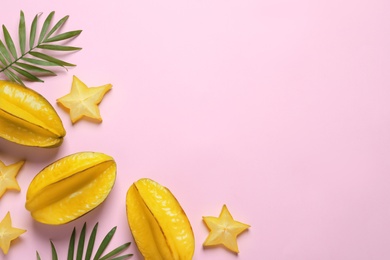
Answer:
126;178;195;260
0;80;66;147
25;152;116;225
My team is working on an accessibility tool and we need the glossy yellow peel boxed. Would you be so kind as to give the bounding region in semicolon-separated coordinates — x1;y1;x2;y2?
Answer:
203;204;250;253
126;178;195;260
25;152;116;225
0;80;66;147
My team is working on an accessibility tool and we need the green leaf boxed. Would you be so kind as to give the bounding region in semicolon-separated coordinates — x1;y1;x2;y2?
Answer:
3;68;24;85
22;57;59;67
29;14;39;49
2;25;17;59
37;223;132;260
85;223;99;260
93;227;117;260
12;65;43;82
0;52;8;66
46;15;69;39
15;61;56;75
36;251;42;260
77;223;87;260
29;51;76;66
1;11;82;84
0;40;11;63
37;44;81;51
38;11;55;44
19;10;26;54
50;241;59;260
67;227;76;260
99;242;132;260
45;30;82;43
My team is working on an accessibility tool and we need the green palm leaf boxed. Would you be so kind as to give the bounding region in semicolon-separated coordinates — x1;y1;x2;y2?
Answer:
21;57;58;67
14;62;56;75
0;10;82;85
29;51;75;67
11;65;43;82
68;228;76;260
36;222;133;260
45;15;69;40
93;227;117;260
29;14;39;49
0;40;11;63
39;11;55;43
3;25;17;59
38;44;82;51
85;223;99;260
18;11;26;54
50;241;59;260
45;30;82;43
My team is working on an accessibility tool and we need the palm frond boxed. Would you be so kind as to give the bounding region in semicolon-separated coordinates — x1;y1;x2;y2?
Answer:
50;241;59;260
36;222;133;260
0;10;82;85
85;223;99;260
76;223;87;260
68;227;76;260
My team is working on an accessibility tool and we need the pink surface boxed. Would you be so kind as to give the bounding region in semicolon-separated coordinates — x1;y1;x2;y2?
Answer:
1;0;390;259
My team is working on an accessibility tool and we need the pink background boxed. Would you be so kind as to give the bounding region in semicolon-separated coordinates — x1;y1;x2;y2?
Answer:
1;0;390;259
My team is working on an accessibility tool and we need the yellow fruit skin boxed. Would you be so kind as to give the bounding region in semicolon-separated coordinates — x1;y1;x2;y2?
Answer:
126;178;195;260
25;152;116;225
0;80;65;147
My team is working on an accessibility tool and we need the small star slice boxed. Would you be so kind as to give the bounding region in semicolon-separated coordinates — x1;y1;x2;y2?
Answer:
57;76;112;124
0;160;24;198
203;204;250;253
0;212;26;255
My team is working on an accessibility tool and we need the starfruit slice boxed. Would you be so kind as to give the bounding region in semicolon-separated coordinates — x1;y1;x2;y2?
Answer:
126;178;195;260
25;152;116;225
0;80;66;148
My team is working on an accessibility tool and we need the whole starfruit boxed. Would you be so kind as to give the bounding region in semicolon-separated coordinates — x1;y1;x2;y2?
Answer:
25;152;117;225
126;178;195;260
0;80;65;148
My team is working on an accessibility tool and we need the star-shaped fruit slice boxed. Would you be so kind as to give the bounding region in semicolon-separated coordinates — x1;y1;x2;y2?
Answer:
0;212;26;254
0;160;24;198
57;76;112;123
203;204;250;253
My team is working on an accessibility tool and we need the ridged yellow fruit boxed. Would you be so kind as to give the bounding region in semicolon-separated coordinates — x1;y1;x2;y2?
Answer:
126;178;195;260
25;152;116;225
0;80;66;147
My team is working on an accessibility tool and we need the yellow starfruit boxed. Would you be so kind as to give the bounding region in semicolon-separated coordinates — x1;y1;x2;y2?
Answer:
25;152;116;225
203;204;250;253
126;178;195;260
0;212;26;255
0;160;24;198
0;80;66;148
57;76;112;123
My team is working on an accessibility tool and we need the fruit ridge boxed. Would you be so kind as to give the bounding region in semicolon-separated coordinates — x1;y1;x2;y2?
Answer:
25;152;116;225
0;80;66;147
126;178;195;260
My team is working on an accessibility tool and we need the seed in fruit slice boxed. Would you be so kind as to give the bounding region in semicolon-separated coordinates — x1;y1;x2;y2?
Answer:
0;80;66;148
25;152;116;225
126;178;195;260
